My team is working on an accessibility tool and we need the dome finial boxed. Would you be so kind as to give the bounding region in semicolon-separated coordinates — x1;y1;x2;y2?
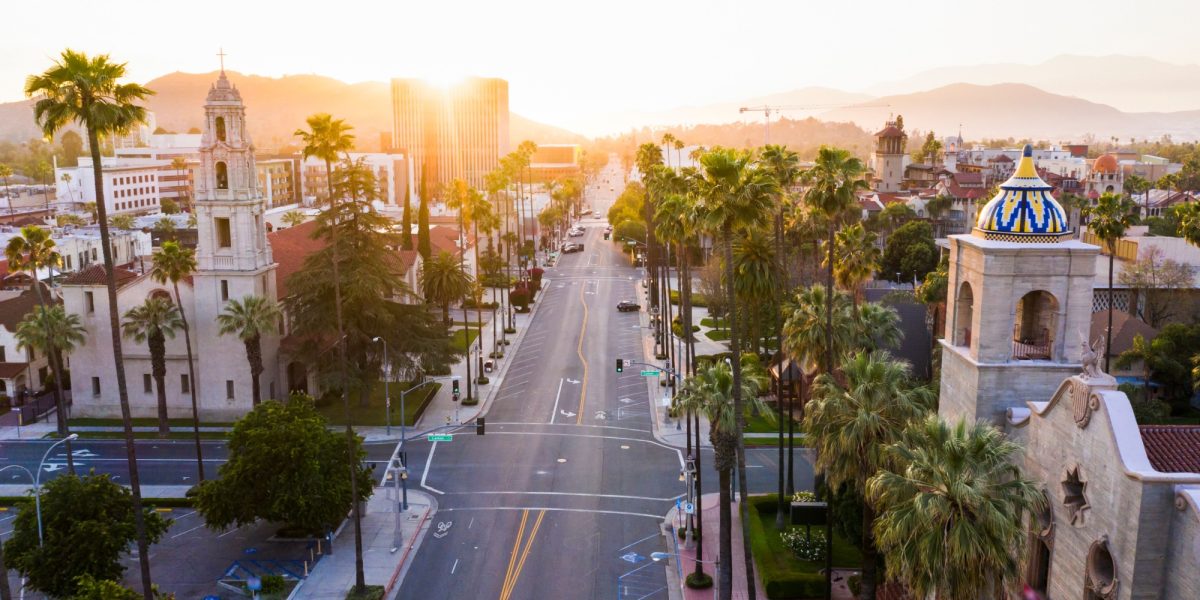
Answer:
1023;143;1033;158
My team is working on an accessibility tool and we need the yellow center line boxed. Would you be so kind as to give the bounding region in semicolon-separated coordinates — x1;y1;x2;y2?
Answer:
499;509;529;598
575;280;589;425
501;509;547;600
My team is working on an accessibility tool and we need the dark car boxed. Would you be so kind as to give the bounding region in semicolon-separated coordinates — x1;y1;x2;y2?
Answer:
617;300;640;312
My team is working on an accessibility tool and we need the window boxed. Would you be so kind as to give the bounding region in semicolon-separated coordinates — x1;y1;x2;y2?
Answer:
215;116;227;142
181;374;191;394
226;380;235;400
216;161;229;190
216;217;232;248
220;280;229;301
144;374;153;394
92;376;101;396
0;346;5;362
91;248;97;260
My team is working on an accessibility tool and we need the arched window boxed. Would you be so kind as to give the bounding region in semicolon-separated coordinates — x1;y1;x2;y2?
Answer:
954;282;974;347
215;116;226;142
1027;490;1054;593
1013;290;1058;360
216;161;228;190
1085;537;1118;599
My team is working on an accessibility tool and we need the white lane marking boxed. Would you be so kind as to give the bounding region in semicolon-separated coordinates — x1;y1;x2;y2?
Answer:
446;490;684;502
549;378;565;424
451;558;460;574
482;431;684;470
170;523;206;539
421;441;445;495
218;526;242;538
440;506;663;520
481;421;652;435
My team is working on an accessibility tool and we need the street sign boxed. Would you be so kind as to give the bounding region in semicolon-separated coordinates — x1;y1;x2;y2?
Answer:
684;502;695;515
428;434;453;442
640;370;660;376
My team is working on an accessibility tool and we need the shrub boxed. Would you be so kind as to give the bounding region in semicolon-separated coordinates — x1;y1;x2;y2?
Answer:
475;376;489;385
792;490;817;503
261;574;286;594
780;527;826;561
685;571;713;589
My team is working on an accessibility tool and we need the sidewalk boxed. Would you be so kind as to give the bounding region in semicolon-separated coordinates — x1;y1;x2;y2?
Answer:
299;487;436;599
665;492;766;600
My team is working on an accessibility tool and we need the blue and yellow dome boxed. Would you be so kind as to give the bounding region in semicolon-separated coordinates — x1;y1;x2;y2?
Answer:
975;145;1071;242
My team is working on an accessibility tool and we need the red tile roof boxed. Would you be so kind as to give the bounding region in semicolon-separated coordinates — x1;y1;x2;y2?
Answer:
62;264;139;287
267;221;323;299
875;124;904;138
429;226;464;258
0;362;29;379
1090;310;1157;358
953;172;984;186
1139;425;1200;473
0;288;52;332
876;193;909;206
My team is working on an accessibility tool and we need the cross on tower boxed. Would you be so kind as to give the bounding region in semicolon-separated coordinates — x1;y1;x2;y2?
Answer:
217;48;227;73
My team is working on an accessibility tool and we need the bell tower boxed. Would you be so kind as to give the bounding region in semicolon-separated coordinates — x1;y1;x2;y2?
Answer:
939;145;1099;425
192;65;280;415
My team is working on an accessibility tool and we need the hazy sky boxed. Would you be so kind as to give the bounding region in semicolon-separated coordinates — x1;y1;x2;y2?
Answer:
4;0;1198;133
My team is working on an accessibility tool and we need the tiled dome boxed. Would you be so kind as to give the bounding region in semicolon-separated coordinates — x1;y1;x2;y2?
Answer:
975;145;1071;242
1093;153;1119;174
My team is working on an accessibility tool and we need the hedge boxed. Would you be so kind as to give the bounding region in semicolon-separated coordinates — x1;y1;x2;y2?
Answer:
747;495;862;599
669;290;708;307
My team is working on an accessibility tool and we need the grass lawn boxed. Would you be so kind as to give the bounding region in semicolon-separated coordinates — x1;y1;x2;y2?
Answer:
747;494;863;599
700;316;727;329
705;329;730;342
67;417;235;428
744;411;783;433
315;380;440;427
47;430;229;440
450;328;481;351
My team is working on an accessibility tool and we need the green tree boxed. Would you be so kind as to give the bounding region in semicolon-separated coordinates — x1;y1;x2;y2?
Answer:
804;351;929;600
194;397;373;534
400;179;413;250
867;417;1043;600
59;130;84;167
281;210;306;228
121;297;183;437
294;113;367;592
880;220;938;283
3;473;169;598
1115;333;1173;393
830;222;879;306
676;359;771;600
422;251;473;325
417;166;432;259
1085;192;1137;371
153;216;175;233
69;575;141;600
217;295;281;407
698;146;776;600
150;241;204;479
108;214;136;230
159;197;179;214
169;156;191;213
56;213;87;227
783;285;855;373
14;304;84;393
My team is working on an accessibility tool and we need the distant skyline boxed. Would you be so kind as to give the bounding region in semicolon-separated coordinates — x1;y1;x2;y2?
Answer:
4;0;1199;136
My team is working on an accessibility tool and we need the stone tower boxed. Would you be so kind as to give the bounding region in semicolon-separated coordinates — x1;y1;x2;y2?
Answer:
939;144;1099;425
872;119;906;193
192;69;280;415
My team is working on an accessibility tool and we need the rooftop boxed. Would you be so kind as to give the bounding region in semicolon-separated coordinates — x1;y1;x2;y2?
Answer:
1140;425;1200;474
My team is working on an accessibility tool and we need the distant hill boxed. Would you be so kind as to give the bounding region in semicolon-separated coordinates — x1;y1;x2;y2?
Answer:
591;117;876;161
820;83;1200;142
0;71;587;151
868;55;1200;114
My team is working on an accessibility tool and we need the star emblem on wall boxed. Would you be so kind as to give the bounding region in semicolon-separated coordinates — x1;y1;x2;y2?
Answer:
1062;464;1089;525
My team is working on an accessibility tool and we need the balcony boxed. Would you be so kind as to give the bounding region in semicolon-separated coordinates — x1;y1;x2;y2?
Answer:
1012;327;1051;360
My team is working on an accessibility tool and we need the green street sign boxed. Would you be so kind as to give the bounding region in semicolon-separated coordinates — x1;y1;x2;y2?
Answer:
428;434;453;442
640;370;660;376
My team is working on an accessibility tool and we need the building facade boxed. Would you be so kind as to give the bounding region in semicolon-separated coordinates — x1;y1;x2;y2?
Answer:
56;158;166;216
872;120;907;193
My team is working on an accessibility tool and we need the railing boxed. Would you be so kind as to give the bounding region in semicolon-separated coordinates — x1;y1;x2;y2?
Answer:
1013;327;1052;360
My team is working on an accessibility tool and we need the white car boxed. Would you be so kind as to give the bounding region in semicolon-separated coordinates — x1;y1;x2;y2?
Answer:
568;229;585;237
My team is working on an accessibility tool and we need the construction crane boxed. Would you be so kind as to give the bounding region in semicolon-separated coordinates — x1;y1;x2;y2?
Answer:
738;102;891;144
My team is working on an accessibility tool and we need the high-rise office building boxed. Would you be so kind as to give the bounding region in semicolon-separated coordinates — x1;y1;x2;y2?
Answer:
391;77;509;196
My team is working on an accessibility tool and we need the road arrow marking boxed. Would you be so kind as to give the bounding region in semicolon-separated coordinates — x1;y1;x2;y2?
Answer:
559;410;576;418
42;463;66;473
594;411;608;420
566;379;580;384
619;398;633;404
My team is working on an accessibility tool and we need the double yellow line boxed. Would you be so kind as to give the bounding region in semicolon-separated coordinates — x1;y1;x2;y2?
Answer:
499;509;547;600
575;280;589;425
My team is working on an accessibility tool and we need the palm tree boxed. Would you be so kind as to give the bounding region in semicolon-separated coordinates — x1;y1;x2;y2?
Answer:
216;295;281;407
149;241;205;479
108;214;136;230
281;211;306;228
294;112;368;593
805;351;929;600
25;49;157;598
1115;333;1170;393
1084;192;1136;371
831;222;880;306
121;297;183;437
13;304;85;435
0;164;12;209
676;359;771;599
867;416;1043;599
698;146;776;600
421;251;473;325
170;156;191;213
802;146;869;376
853;302;902;353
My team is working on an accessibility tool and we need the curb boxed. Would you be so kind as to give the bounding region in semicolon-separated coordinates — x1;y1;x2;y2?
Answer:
465;275;554;423
385;491;437;599
660;509;685;600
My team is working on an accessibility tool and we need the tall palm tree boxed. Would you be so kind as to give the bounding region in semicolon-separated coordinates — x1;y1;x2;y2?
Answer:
13;304;85;438
804;351;930;600
121;297;183;437
421;251;473;325
676;360;771;599
1084;192;1135;371
149;241;205;479
216;295;281;407
830;222;880;307
0;164;12;209
294;112;368;593
867;416;1043;599
802;146;869;376
698;146;776;600
26;50;156;597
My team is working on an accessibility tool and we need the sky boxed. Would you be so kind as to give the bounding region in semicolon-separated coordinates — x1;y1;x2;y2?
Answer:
4;0;1199;135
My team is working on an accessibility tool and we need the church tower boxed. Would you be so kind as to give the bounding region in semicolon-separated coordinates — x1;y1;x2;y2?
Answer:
939;144;1099;425
872;118;906;192
192;69;280;414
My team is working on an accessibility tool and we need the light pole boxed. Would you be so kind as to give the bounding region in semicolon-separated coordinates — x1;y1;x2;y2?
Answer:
0;433;79;547
650;551;717;599
372;337;391;436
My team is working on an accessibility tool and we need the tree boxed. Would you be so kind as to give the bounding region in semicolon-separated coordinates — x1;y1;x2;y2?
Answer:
1117;246;1193;327
14;304;84;394
59;130;84;167
1085;192;1137;371
880;219;938;283
169;156;191;213
1115;333;1173;393
56;213;87;227
294;113;367;593
400;179;414;250
281;210;306;228
867;416;1043;600
422;251;472;325
912;131;942;165
804;351;929;600
69;575;141;600
159;197;179;214
153;216;175;233
108;214;135;230
2;473;169;598
698;146;776;600
217;295;281;407
676;359;771;600
121;297;183;437
0;164;12;211
150;241;204;479
194;397;373;535
417;166;432;260
830;222;879;305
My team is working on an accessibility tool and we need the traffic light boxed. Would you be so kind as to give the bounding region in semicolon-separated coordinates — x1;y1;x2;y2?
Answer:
616;359;624;373
452;379;460;394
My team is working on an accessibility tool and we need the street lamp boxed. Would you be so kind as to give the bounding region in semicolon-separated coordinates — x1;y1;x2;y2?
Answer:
372;337;391;435
650;551;718;599
0;433;79;547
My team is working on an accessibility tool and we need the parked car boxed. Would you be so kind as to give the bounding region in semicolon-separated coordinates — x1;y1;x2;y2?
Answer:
568;229;585;237
562;243;584;253
616;300;640;312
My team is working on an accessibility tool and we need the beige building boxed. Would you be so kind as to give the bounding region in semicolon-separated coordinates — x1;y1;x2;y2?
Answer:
872;119;907;193
390;77;509;194
939;145;1200;598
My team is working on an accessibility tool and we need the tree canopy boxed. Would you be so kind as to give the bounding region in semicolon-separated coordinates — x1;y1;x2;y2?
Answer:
880;220;938;283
